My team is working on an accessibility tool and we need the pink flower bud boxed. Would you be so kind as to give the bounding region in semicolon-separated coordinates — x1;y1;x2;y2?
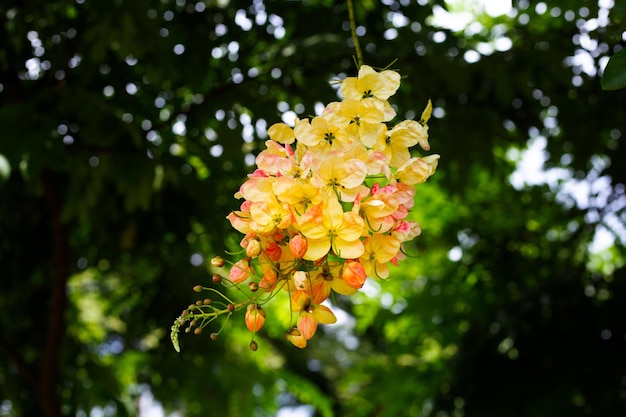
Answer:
289;234;308;258
229;258;251;284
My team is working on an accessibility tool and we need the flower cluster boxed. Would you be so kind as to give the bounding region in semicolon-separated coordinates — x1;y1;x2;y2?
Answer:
171;65;439;351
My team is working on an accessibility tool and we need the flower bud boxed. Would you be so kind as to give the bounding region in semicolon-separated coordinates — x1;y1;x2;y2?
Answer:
245;304;266;332
342;259;367;289
229;258;251;284
292;270;309;291
249;340;259;351
212;274;222;284
193;285;203;292
289;234;308;258
211;256;225;267
245;238;262;258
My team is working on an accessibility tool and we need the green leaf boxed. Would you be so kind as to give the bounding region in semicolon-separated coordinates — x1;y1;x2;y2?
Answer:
601;48;626;90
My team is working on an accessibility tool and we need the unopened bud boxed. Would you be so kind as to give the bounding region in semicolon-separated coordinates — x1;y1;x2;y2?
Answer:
210;332;218;340
229;258;252;284
249;340;259;351
245;304;266;332
342;259;367;289
194;327;202;335
227;303;235;313
203;298;212;305
195;300;202;306
248;282;259;292
211;256;225;267
245;238;262;258
193;285;203;292
289;234;308;258
212;274;222;284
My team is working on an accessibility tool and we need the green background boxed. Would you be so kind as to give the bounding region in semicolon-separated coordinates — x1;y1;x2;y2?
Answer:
1;0;625;416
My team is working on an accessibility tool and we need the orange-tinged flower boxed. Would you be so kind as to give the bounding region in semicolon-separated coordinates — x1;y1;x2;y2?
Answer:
359;191;400;234
249;198;292;233
360;234;401;279
263;240;283;262
342;259;367;288
227;209;251;234
310;262;357;303
239;176;276;202
255;140;289;175
292;292;337;339
229;258;252;284
395;155;440;185
245;304;266;332
299;197;364;260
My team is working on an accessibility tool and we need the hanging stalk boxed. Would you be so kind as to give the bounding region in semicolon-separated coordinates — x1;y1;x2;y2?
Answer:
347;0;363;67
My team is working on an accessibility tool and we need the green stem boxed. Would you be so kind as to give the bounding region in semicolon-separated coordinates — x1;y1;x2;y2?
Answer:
347;0;363;68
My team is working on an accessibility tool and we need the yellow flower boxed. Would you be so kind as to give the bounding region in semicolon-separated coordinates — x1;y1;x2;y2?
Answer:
311;153;368;202
358;191;400;234
341;65;401;102
294;116;352;155
267;122;296;144
360;233;401;279
323;100;386;147
249;198;292;233
375;120;429;168
340;65;400;122
298;196;364;260
395;155;440;185
272;176;322;216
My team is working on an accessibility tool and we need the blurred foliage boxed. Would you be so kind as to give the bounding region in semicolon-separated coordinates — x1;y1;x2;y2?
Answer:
1;0;625;416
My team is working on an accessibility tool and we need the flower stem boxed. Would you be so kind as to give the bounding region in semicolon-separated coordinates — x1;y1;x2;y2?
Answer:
347;0;363;68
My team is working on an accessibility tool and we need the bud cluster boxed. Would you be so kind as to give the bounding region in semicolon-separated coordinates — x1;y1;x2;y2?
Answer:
172;65;439;351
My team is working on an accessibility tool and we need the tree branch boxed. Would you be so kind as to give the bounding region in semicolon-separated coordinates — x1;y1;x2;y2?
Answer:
39;171;70;417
